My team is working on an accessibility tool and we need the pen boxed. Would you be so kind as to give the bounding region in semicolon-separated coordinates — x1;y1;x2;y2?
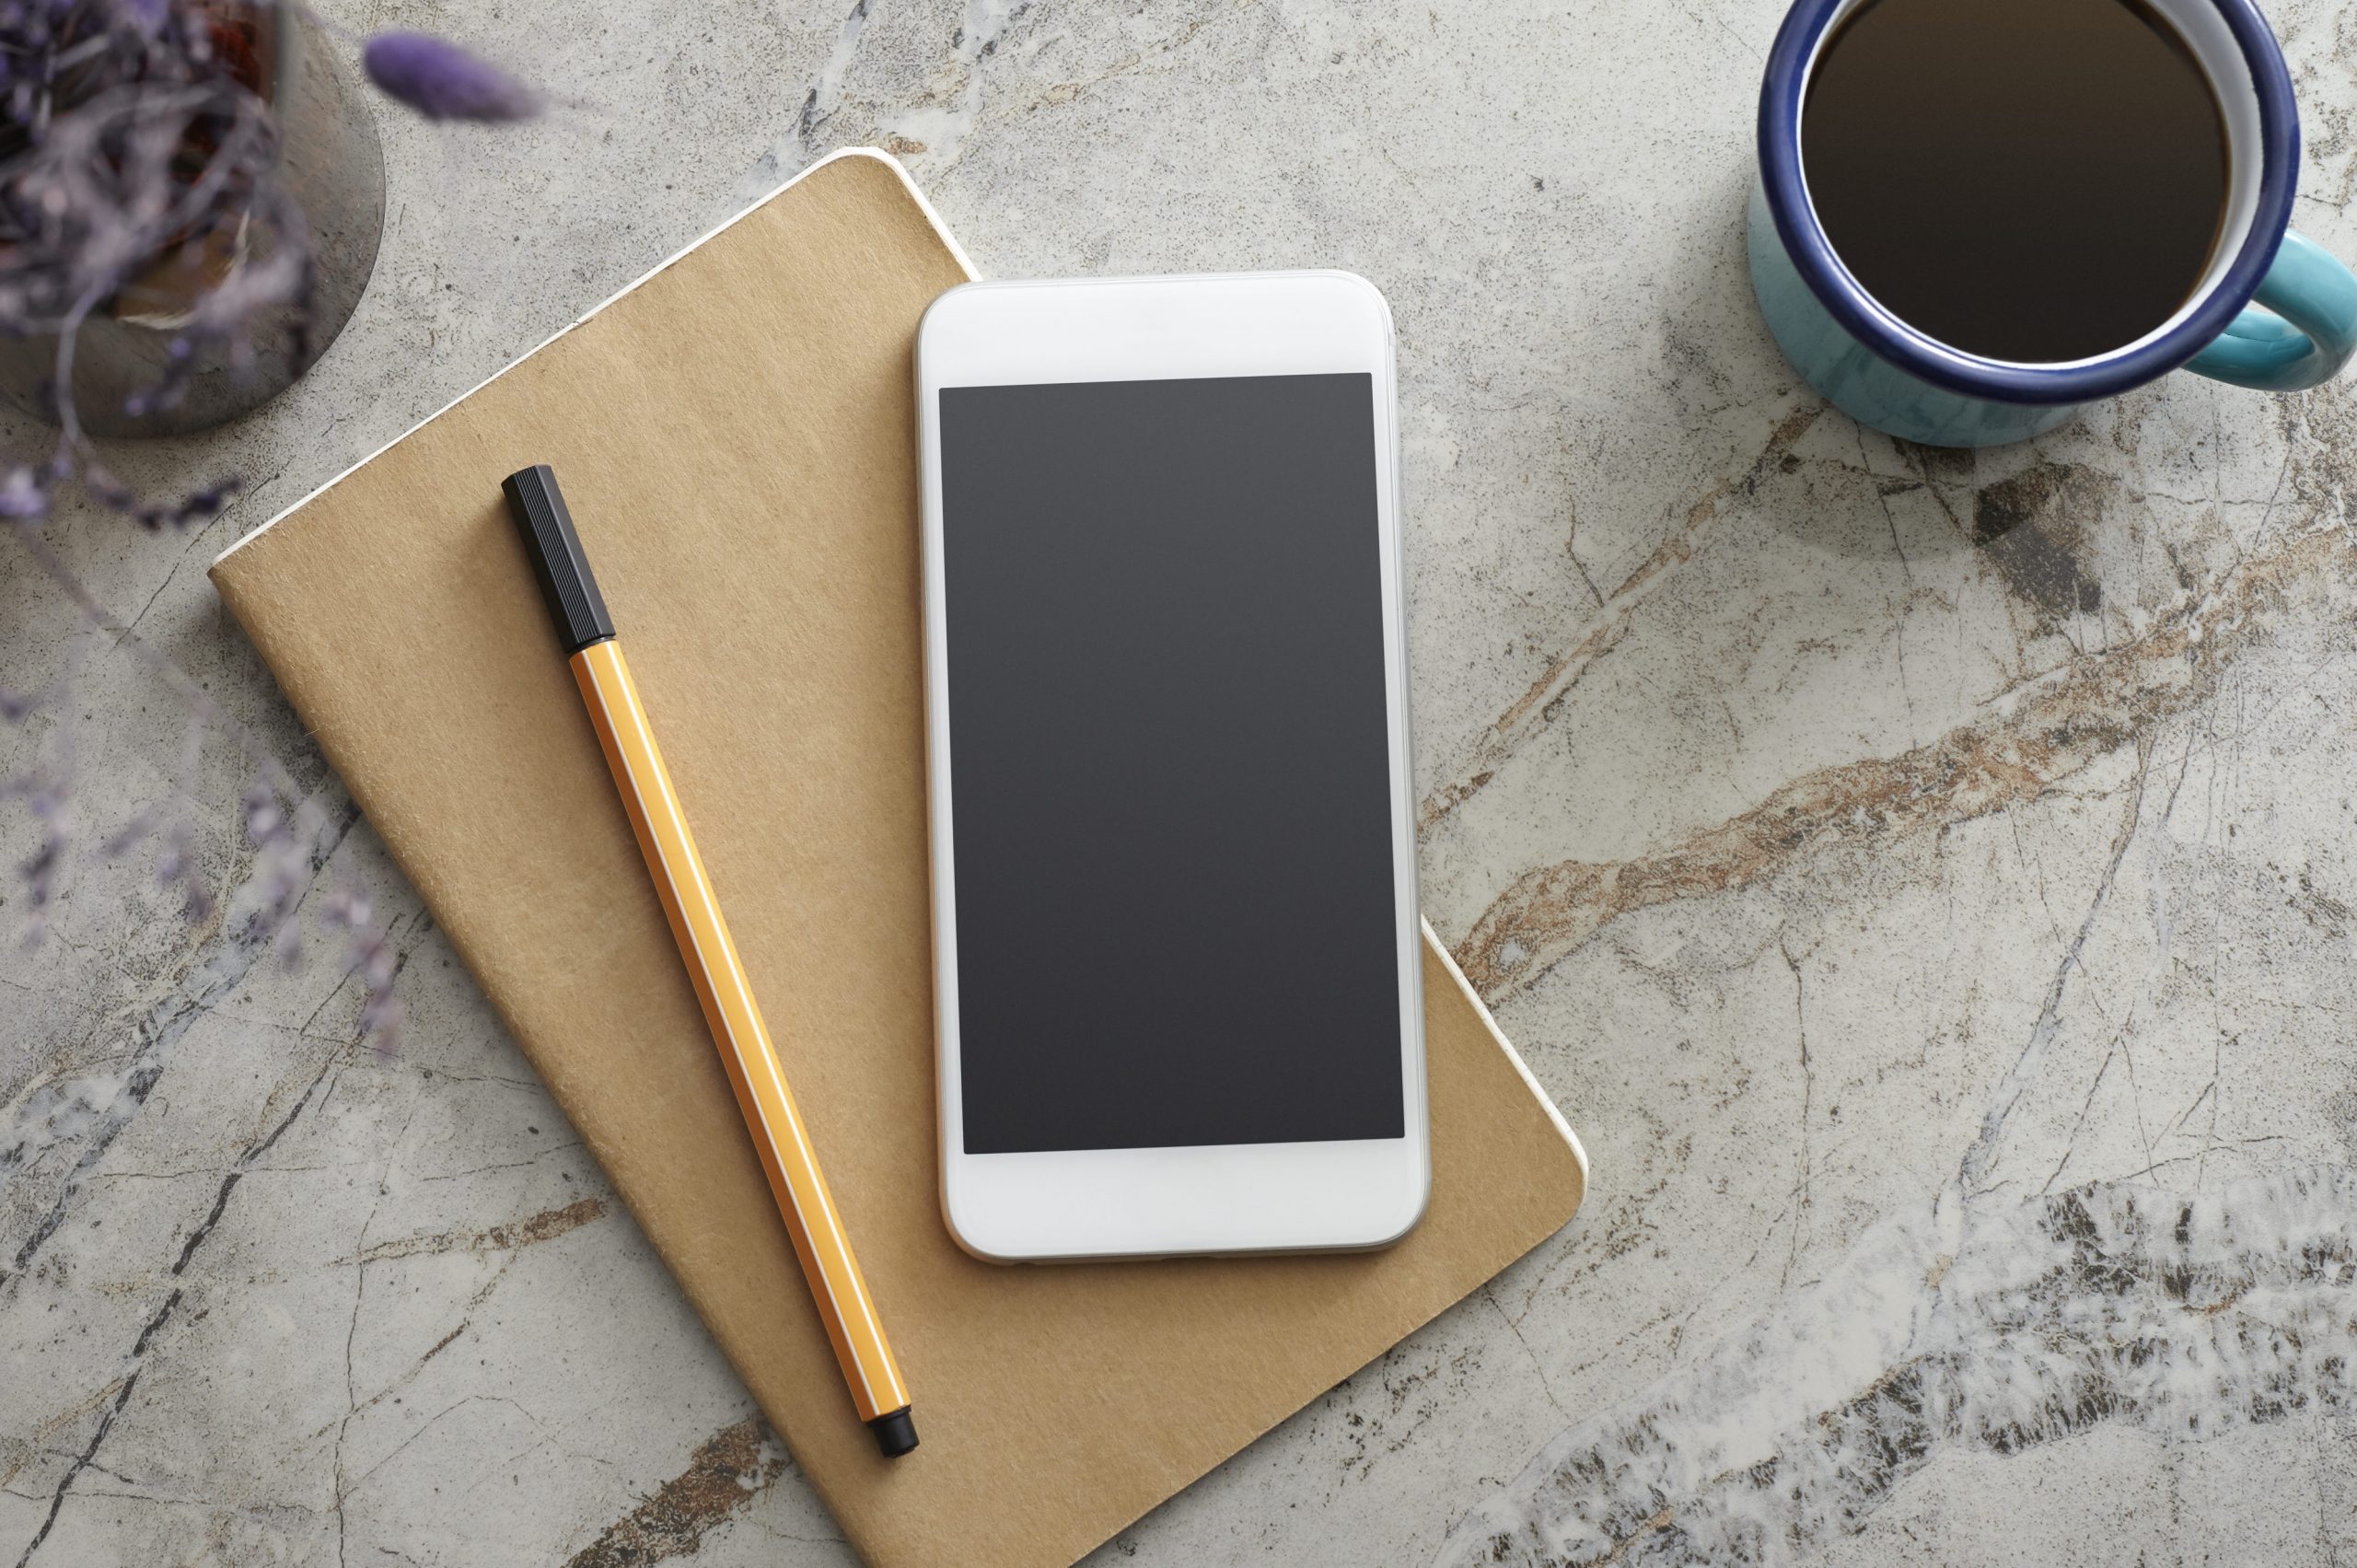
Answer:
501;463;918;1459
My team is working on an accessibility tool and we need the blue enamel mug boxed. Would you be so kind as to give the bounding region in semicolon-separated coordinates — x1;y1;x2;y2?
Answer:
1749;0;2357;448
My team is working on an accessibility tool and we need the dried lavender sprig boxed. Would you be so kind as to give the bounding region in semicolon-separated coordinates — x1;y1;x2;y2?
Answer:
0;1;531;528
100;710;218;921
1;65;300;525
0;0;538;1038
360;31;536;122
0;621;93;944
4;519;379;1016
323;879;402;1047
6;759;72;939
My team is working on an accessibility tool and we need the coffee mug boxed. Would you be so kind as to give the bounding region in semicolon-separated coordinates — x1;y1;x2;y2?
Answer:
1748;0;2357;448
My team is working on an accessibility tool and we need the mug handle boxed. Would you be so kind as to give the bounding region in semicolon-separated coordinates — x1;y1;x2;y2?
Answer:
2185;229;2357;392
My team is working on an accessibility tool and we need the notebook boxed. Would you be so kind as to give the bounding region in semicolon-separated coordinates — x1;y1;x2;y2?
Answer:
208;148;1587;1568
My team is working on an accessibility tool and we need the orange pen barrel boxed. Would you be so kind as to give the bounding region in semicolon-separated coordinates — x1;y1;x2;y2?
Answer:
503;464;916;1458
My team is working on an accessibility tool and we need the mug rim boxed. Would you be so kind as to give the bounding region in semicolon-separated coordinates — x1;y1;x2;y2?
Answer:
1758;0;2300;406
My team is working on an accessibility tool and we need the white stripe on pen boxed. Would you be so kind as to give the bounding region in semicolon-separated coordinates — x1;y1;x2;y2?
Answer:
584;647;898;1411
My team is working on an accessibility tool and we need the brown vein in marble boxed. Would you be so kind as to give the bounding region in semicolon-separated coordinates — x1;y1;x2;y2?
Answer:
563;1417;789;1568
1456;519;2347;1001
1418;402;1827;834
356;1197;607;1263
1022;0;1244;110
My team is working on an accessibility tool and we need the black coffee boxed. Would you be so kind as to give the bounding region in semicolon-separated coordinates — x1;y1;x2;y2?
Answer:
1802;0;2228;364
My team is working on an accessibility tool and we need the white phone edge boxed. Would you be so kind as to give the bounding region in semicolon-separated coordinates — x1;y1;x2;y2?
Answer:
914;271;1430;1263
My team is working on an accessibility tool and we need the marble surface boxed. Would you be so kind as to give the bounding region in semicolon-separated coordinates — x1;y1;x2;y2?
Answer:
7;0;2357;1563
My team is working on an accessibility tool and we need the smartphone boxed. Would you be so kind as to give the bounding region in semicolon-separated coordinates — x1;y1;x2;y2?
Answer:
915;272;1428;1262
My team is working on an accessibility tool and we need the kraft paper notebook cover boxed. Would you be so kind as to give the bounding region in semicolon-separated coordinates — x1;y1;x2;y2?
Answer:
208;149;1587;1568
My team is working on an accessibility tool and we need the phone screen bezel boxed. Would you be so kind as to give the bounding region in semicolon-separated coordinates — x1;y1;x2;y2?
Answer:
916;272;1428;1261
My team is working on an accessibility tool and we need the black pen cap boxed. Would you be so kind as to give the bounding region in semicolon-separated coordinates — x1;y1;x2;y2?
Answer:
502;464;616;655
867;1406;919;1458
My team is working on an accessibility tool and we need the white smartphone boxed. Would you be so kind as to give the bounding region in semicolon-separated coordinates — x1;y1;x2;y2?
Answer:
915;272;1429;1262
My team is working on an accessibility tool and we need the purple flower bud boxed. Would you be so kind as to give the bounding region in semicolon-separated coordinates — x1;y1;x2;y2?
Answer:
105;814;157;856
363;33;538;122
242;784;284;843
0;467;47;520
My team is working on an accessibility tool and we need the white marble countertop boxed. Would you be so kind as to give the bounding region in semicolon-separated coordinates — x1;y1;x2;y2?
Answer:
7;2;2357;1564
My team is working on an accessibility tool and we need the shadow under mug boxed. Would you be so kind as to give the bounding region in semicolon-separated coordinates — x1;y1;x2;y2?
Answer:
1748;0;2357;449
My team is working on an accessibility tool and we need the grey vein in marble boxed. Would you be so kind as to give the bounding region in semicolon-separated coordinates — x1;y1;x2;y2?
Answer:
1443;1168;2357;1566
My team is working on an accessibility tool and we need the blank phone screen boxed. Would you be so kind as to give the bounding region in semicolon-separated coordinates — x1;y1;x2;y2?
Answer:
939;373;1406;1156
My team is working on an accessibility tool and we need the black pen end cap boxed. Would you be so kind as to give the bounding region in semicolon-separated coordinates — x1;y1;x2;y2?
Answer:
501;463;615;655
868;1406;919;1458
